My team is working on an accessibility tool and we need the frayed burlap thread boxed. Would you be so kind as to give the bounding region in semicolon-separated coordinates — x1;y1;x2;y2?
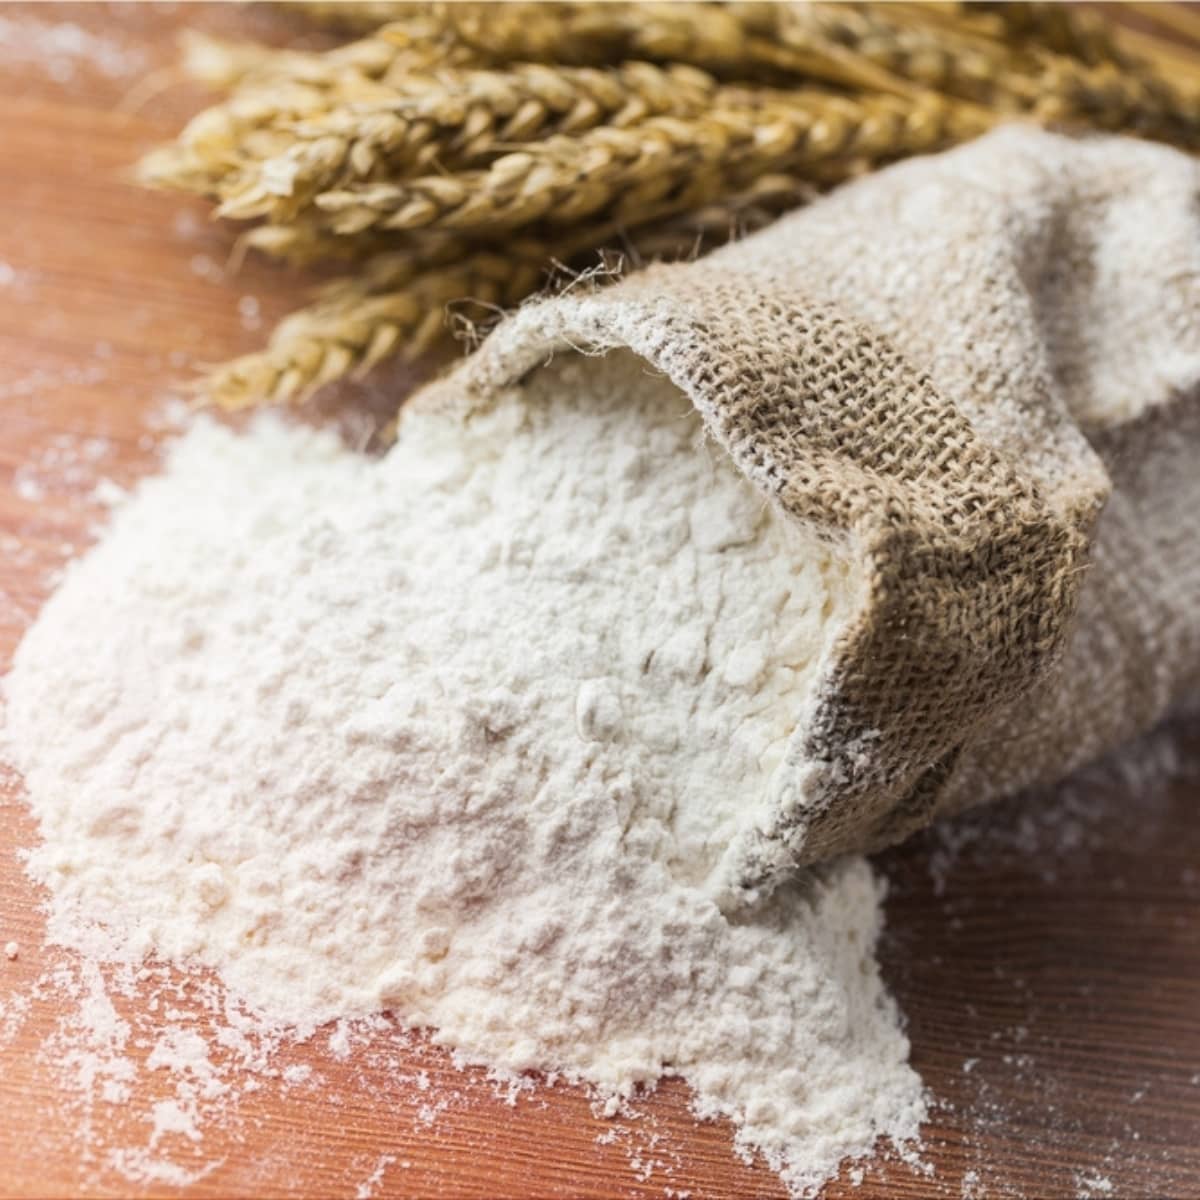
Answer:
414;127;1200;903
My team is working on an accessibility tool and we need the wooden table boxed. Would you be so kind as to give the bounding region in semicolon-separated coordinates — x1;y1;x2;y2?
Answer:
0;6;1197;1198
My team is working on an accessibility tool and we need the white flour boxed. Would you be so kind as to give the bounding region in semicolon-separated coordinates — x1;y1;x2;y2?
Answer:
3;351;923;1194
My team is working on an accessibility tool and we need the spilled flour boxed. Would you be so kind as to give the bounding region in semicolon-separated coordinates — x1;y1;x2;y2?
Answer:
2;352;924;1194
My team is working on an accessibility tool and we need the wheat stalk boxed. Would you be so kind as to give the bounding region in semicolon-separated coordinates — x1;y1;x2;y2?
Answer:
234;169;820;268
769;2;1200;134
293;1;420;35
138;23;479;195
207;61;721;222
149;1;1200;417
144;77;983;229
234;221;399;266
255;162;862;274
139;57;427;194
203;245;524;409
1110;21;1200;78
1030;50;1200;146
306;90;991;238
198;4;923;95
969;2;1133;67
148;5;1197;211
777;4;1033;109
144;9;925;204
179;20;472;92
205;173;819;409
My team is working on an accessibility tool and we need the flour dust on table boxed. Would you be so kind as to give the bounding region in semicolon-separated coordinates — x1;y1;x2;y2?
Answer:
2;351;924;1196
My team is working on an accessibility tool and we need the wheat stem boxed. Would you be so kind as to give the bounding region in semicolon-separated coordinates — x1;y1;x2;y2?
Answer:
304;90;990;237
205;172;820;409
155;1;1200;417
179;21;471;92
1031;51;1200;146
778;4;1034;109
203;247;537;408
209;61;721;222
292;1;420;35
977;1;1135;66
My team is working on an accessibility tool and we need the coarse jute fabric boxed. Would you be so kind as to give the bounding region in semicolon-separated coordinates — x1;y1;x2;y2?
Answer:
415;126;1200;901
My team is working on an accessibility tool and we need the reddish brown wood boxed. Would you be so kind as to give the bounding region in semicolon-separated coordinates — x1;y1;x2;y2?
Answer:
0;7;1197;1199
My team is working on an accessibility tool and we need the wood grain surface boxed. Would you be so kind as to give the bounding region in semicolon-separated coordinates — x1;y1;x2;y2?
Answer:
0;6;1198;1199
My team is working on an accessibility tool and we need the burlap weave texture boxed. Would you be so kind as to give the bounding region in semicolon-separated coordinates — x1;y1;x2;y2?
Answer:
418;127;1200;899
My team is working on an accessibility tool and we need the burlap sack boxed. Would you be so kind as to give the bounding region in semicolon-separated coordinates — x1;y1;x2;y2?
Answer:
419;126;1200;901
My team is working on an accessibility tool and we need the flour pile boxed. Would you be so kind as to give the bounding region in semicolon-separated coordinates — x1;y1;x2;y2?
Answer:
3;351;923;1194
